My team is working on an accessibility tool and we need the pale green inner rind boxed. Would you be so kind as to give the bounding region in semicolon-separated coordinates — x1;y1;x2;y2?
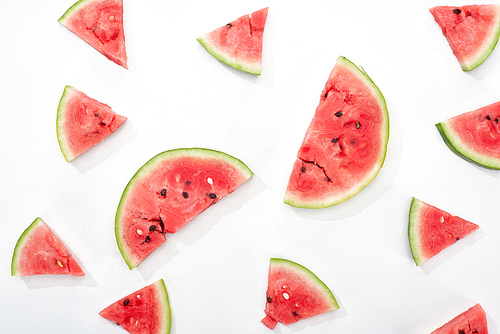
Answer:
436;121;500;170
270;258;339;310
408;197;425;266
58;0;95;24
115;148;254;269
11;218;44;275
154;279;172;334
56;85;77;162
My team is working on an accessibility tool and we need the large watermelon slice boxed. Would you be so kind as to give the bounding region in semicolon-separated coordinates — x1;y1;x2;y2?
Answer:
11;217;84;276
431;304;488;334
261;258;339;330
56;85;127;162
436;101;500;169
197;7;268;75
430;5;500;71
284;56;389;208
99;279;171;334
59;0;127;68
408;198;479;266
115;148;253;269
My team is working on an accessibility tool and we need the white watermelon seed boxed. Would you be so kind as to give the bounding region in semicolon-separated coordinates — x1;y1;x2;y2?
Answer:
440;216;444;223
137;229;143;235
109;15;115;20
176;174;181;182
283;292;290;300
207;177;213;185
295;302;300;307
56;260;63;268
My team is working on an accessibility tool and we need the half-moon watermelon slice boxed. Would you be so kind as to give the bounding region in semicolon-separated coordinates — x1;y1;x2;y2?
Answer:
59;0;127;68
430;5;500;71
261;258;339;330
99;279;171;334
431;304;488;334
408;198;479;266
197;7;268;75
56;85;127;162
436;101;500;169
284;56;389;208
11;217;84;276
115;148;253;269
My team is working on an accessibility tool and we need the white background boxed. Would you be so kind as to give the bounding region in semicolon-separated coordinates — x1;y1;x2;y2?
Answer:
1;0;500;333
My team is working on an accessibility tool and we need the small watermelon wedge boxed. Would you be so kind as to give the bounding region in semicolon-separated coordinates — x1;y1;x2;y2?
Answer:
59;0;127;68
284;56;389;208
197;7;268;75
11;217;84;276
115;148;253;269
56;85;127;162
262;258;339;330
409;198;479;266
430;5;500;71
99;279;171;334
431;304;488;334
436;101;500;169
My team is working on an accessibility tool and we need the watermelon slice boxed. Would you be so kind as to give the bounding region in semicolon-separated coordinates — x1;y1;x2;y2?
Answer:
56;85;127;162
115;148;253;269
59;0;127;68
261;258;339;330
436;101;500;169
430;5;500;71
408;198;479;266
11;217;84;276
99;279;171;334
197;7;268;75
284;56;389;208
431;304;488;334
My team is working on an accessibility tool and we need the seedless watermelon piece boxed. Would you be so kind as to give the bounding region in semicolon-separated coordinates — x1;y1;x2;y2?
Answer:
99;279;171;334
431;304;488;334
430;5;500;71
56;85;127;162
262;258;339;330
11;218;84;276
197;7;268;75
408;198;479;266
59;0;127;68
436;101;500;169
115;148;253;269
284;56;389;208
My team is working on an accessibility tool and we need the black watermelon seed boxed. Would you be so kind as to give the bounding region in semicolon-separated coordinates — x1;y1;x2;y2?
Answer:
324;92;328;98
100;122;106;126
453;8;461;14
355;121;361;129
185;180;191;186
486;116;491;120
149;225;156;232
292;311;298;317
468;11;472;16
226;23;232;28
182;192;189;199
496;118;499;123
160;189;166;196
123;299;130;306
209;193;217;199
267;297;272;303
459;330;465;334
335;111;343;117
145;236;150;243
94;113;100;117
301;166;306;173
332;138;339;143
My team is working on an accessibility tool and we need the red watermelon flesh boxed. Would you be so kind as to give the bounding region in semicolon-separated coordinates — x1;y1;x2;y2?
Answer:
408;198;479;266
99;279;171;334
11;218;84;276
430;5;500;71
197;7;268;75
59;0;127;68
431;304;488;334
56;85;127;162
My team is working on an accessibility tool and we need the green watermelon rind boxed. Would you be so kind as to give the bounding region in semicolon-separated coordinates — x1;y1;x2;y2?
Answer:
58;0;95;25
11;217;44;276
436;121;500;170
56;85;78;162
408;197;426;266
115;148;254;269
284;56;390;209
270;258;339;311
153;279;172;334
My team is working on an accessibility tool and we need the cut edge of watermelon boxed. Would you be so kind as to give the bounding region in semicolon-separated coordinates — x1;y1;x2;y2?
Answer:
115;148;254;269
11;217;44;276
408;197;426;266
56;85;78;162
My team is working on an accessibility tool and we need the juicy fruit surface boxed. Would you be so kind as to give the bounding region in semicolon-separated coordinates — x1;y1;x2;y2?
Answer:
99;279;171;334
262;258;338;329
285;56;389;208
11;218;84;276
116;148;253;269
430;5;500;71
197;7;268;75
409;198;479;266
56;85;126;162
431;304;488;334
436;101;500;169
59;0;127;68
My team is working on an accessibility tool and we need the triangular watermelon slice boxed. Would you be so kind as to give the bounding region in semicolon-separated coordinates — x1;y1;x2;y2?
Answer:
11;217;84;276
99;279;171;334
408;198;479;266
262;258;339;330
430;5;500;71
197;7;268;75
59;0;128;68
436;101;500;169
431;304;488;334
56;85;127;162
